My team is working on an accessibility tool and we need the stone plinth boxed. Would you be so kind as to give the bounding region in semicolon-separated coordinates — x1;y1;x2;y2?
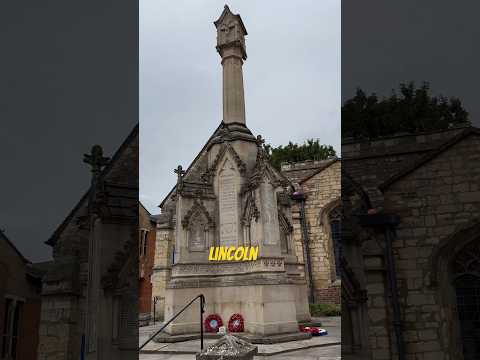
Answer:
164;281;309;336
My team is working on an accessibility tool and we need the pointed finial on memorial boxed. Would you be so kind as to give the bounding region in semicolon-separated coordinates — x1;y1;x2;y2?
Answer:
256;135;265;147
214;5;248;124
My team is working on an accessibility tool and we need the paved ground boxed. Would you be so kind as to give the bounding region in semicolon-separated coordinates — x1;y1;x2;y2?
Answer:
139;317;340;360
139;345;341;360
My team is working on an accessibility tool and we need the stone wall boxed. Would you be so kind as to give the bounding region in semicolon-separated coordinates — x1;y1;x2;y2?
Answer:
37;296;80;360
151;226;174;321
284;160;341;304
342;127;480;359
139;204;156;322
378;132;480;360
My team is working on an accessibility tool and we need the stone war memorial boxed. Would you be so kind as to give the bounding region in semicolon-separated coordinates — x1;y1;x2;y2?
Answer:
152;6;318;339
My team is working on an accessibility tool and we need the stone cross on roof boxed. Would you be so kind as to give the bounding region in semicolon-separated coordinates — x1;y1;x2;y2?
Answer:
83;145;110;215
174;165;186;193
83;145;109;176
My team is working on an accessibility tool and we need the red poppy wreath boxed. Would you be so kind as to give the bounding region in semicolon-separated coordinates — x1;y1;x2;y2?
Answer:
204;314;223;333
228;313;244;332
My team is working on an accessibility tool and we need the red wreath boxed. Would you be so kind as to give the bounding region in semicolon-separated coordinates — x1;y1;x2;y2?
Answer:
204;314;223;333
228;313;244;332
299;325;328;336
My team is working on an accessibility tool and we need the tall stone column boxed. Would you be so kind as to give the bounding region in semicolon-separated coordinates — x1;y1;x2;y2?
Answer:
215;5;248;124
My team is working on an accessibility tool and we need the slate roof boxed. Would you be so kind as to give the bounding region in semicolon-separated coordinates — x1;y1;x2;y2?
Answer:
281;158;338;184
46;124;139;246
342;126;479;196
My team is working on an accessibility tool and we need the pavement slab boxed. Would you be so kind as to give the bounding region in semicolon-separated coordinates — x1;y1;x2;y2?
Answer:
139;316;340;359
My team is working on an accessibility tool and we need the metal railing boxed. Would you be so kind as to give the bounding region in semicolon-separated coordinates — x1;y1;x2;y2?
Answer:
139;294;205;352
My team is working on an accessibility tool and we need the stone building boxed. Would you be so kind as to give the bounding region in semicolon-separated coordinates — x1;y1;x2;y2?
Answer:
138;202;156;325
282;158;341;305
0;230;47;360
37;125;138;360
342;126;480;360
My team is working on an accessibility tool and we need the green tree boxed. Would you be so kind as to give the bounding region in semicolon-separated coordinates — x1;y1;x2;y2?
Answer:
342;82;470;140
264;139;336;170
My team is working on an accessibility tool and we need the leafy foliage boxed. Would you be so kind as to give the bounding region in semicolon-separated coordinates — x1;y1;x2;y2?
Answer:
264;139;336;170
309;303;341;317
342;82;470;140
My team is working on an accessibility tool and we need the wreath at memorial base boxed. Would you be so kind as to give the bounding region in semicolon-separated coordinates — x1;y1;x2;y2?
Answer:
299;325;328;336
204;314;223;333
228;313;245;332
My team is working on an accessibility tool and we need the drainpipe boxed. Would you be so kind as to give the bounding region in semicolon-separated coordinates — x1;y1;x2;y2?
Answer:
292;191;315;304
384;225;405;360
359;213;405;360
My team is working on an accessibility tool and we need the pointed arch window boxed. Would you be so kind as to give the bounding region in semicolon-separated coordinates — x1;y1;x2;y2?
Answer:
329;207;342;279
453;241;480;360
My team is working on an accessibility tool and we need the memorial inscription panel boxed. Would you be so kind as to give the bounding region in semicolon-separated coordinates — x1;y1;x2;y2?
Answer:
262;183;278;245
219;159;238;247
189;216;206;251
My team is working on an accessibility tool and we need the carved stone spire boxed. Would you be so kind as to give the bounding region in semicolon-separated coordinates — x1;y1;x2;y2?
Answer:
214;5;248;125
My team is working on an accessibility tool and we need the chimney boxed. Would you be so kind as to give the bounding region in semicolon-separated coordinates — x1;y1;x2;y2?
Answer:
214;5;248;125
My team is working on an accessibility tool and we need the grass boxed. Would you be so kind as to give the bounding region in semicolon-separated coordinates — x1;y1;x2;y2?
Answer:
309;303;341;317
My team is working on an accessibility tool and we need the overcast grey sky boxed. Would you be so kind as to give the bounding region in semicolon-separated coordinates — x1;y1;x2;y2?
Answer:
1;0;137;262
139;0;341;214
343;0;480;125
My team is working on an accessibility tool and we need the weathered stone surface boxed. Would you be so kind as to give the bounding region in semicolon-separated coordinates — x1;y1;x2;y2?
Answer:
152;6;313;340
38;126;139;360
342;127;480;359
196;334;257;360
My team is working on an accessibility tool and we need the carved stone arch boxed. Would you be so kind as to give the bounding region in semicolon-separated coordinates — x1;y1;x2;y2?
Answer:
318;197;341;226
318;198;342;281
182;200;215;229
182;200;215;251
429;218;480;360
202;142;247;183
278;211;293;254
430;218;480;287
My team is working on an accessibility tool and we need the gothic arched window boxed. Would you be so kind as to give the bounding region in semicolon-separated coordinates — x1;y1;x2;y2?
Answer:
329;207;342;279
453;241;480;360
